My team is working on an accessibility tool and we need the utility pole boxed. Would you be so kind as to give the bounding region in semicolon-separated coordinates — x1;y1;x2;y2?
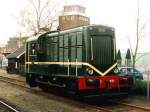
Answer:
147;68;150;101
19;32;21;48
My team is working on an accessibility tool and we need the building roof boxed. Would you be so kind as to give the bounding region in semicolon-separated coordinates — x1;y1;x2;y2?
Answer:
63;5;86;16
6;47;25;59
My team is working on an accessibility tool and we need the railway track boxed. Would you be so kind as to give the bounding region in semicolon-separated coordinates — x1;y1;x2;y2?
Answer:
93;99;150;112
0;75;150;112
114;101;150;112
0;75;113;112
0;100;20;112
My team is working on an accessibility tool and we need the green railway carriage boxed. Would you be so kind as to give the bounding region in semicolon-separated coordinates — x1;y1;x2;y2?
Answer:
25;25;132;97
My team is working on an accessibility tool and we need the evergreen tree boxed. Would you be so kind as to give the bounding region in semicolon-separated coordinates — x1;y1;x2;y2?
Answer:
125;48;131;67
117;49;122;66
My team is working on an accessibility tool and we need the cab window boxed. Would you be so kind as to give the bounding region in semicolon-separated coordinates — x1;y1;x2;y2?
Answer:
30;43;36;55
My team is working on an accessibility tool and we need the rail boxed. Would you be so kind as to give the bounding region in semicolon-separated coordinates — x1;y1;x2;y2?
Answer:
0;100;20;112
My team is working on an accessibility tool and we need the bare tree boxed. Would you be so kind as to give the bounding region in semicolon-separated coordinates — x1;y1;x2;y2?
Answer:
30;0;49;33
127;0;148;70
15;0;61;36
26;0;61;35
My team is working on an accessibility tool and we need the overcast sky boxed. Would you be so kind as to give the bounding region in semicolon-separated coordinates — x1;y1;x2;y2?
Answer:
0;0;150;53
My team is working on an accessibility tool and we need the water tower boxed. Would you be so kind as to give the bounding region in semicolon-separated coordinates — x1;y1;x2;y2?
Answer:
59;5;90;31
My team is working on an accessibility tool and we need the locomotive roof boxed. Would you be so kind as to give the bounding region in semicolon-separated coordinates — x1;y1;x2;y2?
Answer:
26;33;43;42
26;25;114;42
47;27;84;37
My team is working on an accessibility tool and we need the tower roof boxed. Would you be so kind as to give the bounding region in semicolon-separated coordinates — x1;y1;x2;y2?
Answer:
63;5;86;16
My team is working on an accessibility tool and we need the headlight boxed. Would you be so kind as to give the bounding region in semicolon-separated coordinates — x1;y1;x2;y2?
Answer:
110;79;115;83
86;68;94;75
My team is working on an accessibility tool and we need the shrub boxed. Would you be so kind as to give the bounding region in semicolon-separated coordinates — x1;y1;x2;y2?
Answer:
130;80;149;95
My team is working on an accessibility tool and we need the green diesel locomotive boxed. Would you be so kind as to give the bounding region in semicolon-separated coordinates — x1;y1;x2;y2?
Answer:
25;25;132;97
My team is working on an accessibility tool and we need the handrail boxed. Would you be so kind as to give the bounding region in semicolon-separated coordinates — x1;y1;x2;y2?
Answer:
91;38;94;60
25;61;117;76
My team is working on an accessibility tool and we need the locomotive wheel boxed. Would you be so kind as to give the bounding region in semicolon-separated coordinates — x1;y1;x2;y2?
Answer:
66;81;78;97
26;74;37;87
65;83;70;96
38;83;48;92
119;93;128;99
66;82;75;97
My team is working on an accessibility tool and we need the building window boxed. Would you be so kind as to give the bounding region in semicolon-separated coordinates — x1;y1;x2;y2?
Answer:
71;16;75;20
62;17;65;20
66;16;70;21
